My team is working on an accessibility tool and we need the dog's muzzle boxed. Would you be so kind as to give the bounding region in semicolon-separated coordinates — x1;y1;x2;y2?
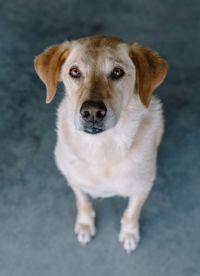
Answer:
80;100;107;134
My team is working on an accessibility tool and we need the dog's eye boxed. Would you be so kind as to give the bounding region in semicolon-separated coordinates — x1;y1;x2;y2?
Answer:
110;67;125;80
69;66;81;79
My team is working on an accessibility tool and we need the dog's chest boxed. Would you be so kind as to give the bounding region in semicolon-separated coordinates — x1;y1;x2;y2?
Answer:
71;162;120;197
67;160;135;197
55;141;153;198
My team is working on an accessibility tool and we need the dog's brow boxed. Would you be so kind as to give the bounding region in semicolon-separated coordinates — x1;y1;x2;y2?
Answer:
68;57;91;67
105;58;130;70
106;56;123;63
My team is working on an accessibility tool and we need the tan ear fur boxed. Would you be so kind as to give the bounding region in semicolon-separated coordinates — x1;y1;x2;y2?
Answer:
34;43;69;103
129;44;168;107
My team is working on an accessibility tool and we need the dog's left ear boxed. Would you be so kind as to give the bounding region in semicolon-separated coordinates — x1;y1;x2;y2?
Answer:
129;44;168;107
34;42;69;104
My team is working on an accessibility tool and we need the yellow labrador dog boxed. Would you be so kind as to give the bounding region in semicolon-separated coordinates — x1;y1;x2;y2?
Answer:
34;35;168;254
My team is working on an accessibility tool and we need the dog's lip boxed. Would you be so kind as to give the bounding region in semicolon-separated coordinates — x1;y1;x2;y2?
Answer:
83;127;104;134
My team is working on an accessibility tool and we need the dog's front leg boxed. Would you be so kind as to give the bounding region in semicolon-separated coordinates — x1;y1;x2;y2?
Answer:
119;192;149;254
72;187;96;246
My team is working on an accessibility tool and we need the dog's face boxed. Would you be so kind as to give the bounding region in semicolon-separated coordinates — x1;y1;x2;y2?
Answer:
61;37;137;134
34;35;168;134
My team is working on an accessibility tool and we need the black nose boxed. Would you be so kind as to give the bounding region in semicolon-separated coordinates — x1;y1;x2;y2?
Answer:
80;101;107;123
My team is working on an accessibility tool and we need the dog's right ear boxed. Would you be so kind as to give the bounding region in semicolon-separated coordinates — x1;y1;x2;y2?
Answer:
34;42;69;104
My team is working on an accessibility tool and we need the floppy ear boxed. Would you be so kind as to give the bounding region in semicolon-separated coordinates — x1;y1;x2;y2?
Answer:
34;43;69;103
129;44;168;107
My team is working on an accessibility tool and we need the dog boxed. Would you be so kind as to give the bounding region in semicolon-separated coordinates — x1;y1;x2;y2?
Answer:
34;35;168;254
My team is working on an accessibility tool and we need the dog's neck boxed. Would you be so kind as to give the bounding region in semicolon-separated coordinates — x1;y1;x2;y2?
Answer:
57;95;147;165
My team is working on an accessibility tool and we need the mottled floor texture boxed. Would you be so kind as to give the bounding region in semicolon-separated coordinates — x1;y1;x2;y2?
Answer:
0;0;200;275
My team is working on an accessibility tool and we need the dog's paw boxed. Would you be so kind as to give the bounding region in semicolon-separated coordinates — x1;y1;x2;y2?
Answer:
119;225;140;254
74;211;96;246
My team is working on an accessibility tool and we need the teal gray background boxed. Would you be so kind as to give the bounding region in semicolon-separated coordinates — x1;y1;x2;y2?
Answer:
0;0;199;275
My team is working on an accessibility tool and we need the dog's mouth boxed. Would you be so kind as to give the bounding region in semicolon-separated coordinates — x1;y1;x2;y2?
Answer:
83;126;104;134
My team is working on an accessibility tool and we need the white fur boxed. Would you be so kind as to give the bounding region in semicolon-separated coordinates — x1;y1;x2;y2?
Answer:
55;95;163;198
54;42;164;253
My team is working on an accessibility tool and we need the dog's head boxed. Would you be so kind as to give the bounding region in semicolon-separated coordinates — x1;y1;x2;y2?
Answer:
34;35;168;134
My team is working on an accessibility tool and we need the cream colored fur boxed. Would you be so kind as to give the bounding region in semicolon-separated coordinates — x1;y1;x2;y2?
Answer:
55;94;163;253
35;36;167;254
